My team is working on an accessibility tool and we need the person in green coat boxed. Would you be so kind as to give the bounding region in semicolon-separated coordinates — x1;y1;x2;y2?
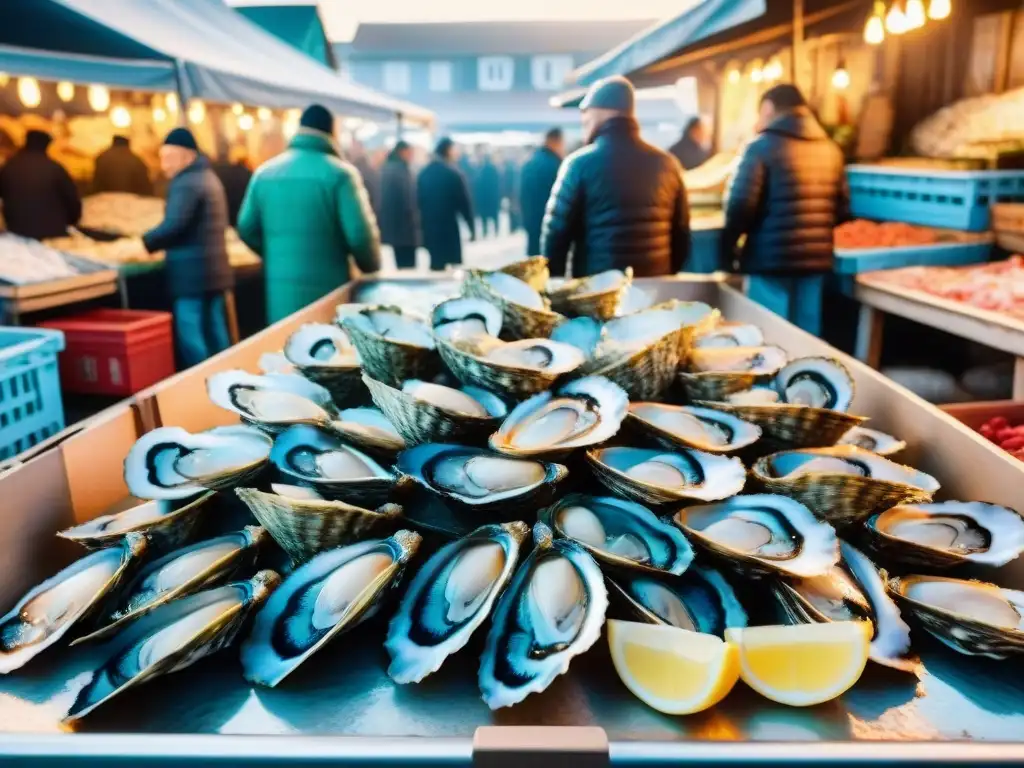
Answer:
237;104;381;323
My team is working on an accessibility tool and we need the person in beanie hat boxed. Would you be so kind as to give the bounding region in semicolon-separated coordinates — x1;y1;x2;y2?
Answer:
541;75;690;278
142;126;233;368
416;137;474;270
237;103;381;322
379;139;421;269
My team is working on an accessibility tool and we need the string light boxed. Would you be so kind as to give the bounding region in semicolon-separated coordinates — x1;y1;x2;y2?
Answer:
928;0;951;20
165;93;178;113
750;65;764;84
56;81;75;102
238;113;254;131
832;60;851;90
764;58;784;82
231;102;244;116
905;0;926;28
886;0;908;34
88;85;110;112
152;106;167;123
17;77;41;108
110;106;131;128
0;73;9;87
257;107;272;121
187;100;205;124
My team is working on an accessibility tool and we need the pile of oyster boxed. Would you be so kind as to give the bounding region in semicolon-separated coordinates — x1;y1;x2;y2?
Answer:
5;257;1024;727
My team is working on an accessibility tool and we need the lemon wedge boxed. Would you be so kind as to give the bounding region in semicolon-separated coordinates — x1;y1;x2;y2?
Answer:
607;620;740;715
725;622;871;707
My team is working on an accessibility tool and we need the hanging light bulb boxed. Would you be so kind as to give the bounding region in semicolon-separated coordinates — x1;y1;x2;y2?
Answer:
165;93;178;114
152;106;167;123
832;59;851;90
0;72;9;87
727;68;741;84
110;106;131;128
257;106;272;121
237;113;254;131
88;85;110;112
886;1;908;34
283;108;300;138
56;81;75;102
750;65;764;84
765;58;784;82
864;1;886;44
187;100;205;124
905;0;926;28
928;0;951;20
17;77;41;108
231;102;244;116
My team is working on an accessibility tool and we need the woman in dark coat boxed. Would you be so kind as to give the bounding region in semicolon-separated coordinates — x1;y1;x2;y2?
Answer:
416;138;475;270
378;141;421;269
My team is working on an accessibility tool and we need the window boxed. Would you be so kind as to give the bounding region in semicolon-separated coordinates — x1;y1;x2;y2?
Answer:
531;55;574;91
382;61;411;94
428;61;453;92
477;56;514;91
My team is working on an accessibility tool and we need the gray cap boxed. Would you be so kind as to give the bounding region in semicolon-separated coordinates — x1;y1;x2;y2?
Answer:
580;76;635;113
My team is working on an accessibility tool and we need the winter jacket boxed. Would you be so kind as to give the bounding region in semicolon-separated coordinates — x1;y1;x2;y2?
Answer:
668;135;710;171
142;155;233;299
541;117;690;278
722;107;849;274
92;141;153;196
211;160;252;227
352;155;380;217
378;153;420;248
237;130;381;323
0;132;82;240
520;147;561;255
474;160;502;218
416;158;474;268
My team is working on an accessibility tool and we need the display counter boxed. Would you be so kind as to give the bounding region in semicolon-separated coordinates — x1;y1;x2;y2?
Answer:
1;275;1023;765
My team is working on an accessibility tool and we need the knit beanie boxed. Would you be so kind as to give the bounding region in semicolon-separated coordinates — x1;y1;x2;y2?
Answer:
163;127;198;151
300;104;334;135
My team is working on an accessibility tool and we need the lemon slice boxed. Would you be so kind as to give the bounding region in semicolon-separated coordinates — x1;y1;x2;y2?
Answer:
725;622;871;707
607;620;740;715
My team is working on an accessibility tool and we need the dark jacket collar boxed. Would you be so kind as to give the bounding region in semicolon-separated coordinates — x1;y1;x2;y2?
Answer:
539;146;560;161
174;154;209;180
763;106;828;141
592;116;640;143
289;129;339;156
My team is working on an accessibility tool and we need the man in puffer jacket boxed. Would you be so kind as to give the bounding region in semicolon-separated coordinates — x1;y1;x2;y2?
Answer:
722;84;849;335
541;76;690;278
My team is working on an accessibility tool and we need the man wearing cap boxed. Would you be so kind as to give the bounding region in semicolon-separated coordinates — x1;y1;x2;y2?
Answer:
541;76;690;278
142;127;233;368
238;104;381;323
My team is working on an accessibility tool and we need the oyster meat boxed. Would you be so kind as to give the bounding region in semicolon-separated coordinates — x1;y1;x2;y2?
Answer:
775;357;854;412
695;322;765;349
688;345;789;375
601;301;716;353
438;335;585;398
475;271;546;310
58;493;213;551
337;305;435;348
546;268;632;320
838;426;906;456
207;371;334;431
331;407;406;454
483;339;585;375
725;387;781;405
432;297;503;341
627;403;761;454
479;523;607;709
586;446;746;506
283;323;359;369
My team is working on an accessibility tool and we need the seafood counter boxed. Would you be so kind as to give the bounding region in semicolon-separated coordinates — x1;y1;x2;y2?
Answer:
2;264;1024;754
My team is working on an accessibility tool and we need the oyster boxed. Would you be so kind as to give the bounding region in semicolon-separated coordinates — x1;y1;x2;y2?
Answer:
282;323;362;404
75;527;268;644
498;256;550;291
207;370;334;432
539;494;694;575
63;571;279;723
888;575;1024;659
438;335;585;397
386;522;528;684
462;270;564;340
124;425;272;500
241;531;420;686
617;284;654;315
364;375;506;446
626;403;761;454
606;566;747;636
331;407;406;455
694;399;865;450
490;376;628;458
586;446;745;507
601;301;717;353
338;305;438;387
838;426;906;456
695;322;765;349
866;501;1024;569
546;268;632;320
270;425;399;507
479;523;607;709
726;387;780;405
774;357;854;412
0;534;146;674
431;297;503;341
679;345;789;401
752;445;939;526
550;316;603;357
58;493;213;551
397;443;568;513
672;494;838;578
772;541;914;670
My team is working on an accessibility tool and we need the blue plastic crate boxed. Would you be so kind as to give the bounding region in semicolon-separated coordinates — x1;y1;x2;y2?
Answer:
846;166;1024;232
0;327;65;461
833;238;993;274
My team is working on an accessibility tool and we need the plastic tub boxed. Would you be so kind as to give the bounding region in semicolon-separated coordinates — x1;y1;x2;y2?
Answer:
833;238;992;274
0;326;65;460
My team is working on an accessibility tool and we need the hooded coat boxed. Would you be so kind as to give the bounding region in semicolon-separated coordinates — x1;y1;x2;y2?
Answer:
0;131;82;240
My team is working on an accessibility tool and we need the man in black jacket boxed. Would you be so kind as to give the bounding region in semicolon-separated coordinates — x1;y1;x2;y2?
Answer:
542;77;690;278
520;128;564;256
417;137;475;270
92;135;153;196
0;129;81;240
668;117;711;171
379;140;421;269
143;128;233;368
722;84;849;335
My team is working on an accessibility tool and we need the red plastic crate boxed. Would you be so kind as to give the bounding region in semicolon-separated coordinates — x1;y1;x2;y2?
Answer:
38;309;175;396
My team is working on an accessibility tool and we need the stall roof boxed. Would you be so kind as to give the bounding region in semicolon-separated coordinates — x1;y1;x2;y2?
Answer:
235;4;337;71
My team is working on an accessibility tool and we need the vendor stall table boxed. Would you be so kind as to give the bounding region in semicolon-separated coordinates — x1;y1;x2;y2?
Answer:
0;267;121;326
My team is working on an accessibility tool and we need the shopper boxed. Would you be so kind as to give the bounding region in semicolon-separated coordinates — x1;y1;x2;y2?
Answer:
503;151;522;233
416;137;475;270
722;84;849;336
0;129;82;240
379;140;421;269
349;140;380;218
542;76;690;278
475;153;502;237
520;128;564;256
142;128;232;368
669;116;711;171
237;104;381;323
211;142;252;228
92;135;153;196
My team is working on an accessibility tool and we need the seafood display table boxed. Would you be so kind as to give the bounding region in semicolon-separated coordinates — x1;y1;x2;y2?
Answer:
2;275;1024;766
0;268;122;325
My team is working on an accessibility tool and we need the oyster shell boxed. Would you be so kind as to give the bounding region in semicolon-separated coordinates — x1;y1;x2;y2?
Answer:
888;575;1024;659
546;268;633;320
386;522;528;684
0;534;147;674
725;387;780;405
498;256;550;291
838;426;906;456
694;400;865;450
330;407;406;455
601;301;717;354
63;571;279;723
75;527;268;645
241;531;420;686
397;444;568;513
550;316;602;357
695;322;765;349
752;445;939;526
478;523;608;709
123;425;272;500
431;297;503;341
865;501;1024;569
236;486;404;564
627;403;761;454
679;345;789;401
618;284;654;315
462;270;564;340
338;305;438;387
539;494;694;575
207;371;334;432
58;493;214;551
586;446;746;507
606;566;747;636
672;494;838;578
490;376;628;458
437;335;585;397
282;323;363;405
775;357;854;413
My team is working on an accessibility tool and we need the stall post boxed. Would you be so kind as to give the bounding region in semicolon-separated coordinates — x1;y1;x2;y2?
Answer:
173;58;190;127
792;0;805;89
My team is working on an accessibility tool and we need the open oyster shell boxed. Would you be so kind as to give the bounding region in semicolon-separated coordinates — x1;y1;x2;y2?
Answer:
478;523;608;709
207;371;335;433
438;335;585;398
59;493;214;551
241;531;420;686
0;533;147;674
386;522;528;684
64;571;279;723
283;323;363;405
546;268;633;321
338;305;438;387
431;297;503;341
627;403;762;454
695;322;764;349
774;357;855;413
498;256;550;291
462;270;565;339
838;426;907;456
330;407;406;456
694;400;865;450
679;345;789;401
